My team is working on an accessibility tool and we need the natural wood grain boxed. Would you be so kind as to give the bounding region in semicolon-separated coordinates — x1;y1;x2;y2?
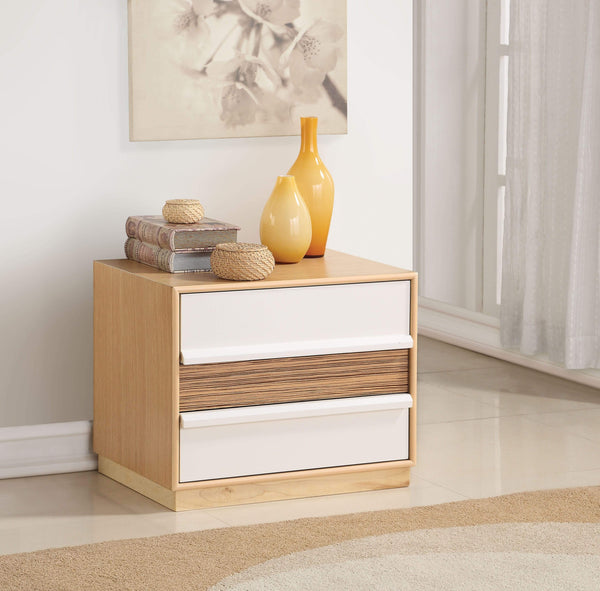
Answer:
98;250;417;294
175;466;410;510
170;289;181;489
93;262;178;489
98;455;410;511
179;350;409;412
99;456;177;511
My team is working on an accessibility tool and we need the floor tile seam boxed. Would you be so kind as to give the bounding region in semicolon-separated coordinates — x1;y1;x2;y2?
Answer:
514;414;600;446
422;366;600;393
494;468;600;487
416;377;553;407
416;400;529;423
558;432;600;445
560;467;600;477
516;414;600;446
408;475;477;499
406;473;471;500
203;497;379;523
412;470;600;491
417;412;541;426
416;381;517;410
429;387;600;411
558;466;600;478
418;412;600;440
517;407;600;419
418;365;506;376
410;470;569;495
438;407;599;422
418;415;498;426
414;457;600;480
202;509;244;526
403;473;441;489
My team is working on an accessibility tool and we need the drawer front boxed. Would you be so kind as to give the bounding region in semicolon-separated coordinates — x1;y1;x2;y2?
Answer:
180;281;411;365
179;349;409;412
179;394;412;482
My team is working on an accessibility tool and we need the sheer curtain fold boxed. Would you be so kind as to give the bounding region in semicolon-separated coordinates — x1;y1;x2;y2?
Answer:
501;0;600;369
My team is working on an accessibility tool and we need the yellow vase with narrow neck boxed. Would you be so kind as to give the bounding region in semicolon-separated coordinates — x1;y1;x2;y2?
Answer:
288;117;334;257
260;175;312;263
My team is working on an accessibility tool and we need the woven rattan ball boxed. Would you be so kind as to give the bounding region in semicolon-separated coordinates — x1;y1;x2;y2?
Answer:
211;243;275;281
162;199;205;224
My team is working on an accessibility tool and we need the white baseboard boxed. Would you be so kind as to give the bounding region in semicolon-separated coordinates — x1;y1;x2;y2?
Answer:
0;420;97;479
419;297;600;390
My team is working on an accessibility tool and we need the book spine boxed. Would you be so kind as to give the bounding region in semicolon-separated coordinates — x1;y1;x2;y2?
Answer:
124;238;174;273
126;217;175;251
172;231;238;253
125;217;141;239
157;226;176;250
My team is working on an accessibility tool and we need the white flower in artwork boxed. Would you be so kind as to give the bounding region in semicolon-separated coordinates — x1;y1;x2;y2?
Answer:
206;55;290;127
206;57;259;125
173;0;215;36
171;0;216;68
220;84;259;126
238;0;300;26
154;0;347;131
288;21;344;90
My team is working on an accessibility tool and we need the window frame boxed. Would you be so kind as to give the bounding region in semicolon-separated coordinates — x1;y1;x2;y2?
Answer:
482;0;509;316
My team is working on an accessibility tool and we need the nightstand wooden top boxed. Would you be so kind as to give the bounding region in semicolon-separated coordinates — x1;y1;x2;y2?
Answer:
95;250;416;293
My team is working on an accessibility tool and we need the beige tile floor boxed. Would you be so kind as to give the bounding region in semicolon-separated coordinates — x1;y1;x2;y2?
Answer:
1;336;599;556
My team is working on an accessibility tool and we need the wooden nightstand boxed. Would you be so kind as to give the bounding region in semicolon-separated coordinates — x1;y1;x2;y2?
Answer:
93;251;417;511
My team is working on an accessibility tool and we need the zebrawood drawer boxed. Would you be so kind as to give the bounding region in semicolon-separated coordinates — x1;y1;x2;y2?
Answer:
179;349;408;412
179;394;413;482
180;281;412;365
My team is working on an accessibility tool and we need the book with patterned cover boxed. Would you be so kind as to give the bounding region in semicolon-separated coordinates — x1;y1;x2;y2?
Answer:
125;216;240;252
124;238;212;273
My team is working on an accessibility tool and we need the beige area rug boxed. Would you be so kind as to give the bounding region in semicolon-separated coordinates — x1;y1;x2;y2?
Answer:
2;487;600;590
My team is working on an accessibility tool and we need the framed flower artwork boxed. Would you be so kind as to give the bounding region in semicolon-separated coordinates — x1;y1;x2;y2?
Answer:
128;0;347;140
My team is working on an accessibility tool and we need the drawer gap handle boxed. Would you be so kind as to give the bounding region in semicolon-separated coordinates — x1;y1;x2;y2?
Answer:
180;393;413;429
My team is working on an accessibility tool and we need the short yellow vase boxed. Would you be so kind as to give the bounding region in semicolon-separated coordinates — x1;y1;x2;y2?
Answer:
288;117;334;257
260;175;312;263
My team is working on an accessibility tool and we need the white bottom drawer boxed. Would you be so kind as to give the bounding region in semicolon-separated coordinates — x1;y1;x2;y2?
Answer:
179;394;412;483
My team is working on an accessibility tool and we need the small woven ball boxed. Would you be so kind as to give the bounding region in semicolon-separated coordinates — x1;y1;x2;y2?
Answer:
211;243;275;281
162;199;205;224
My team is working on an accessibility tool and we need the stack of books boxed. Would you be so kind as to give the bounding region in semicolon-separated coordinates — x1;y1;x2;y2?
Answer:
124;215;240;273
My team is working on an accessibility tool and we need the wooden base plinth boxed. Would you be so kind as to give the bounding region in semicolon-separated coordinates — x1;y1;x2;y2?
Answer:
98;456;412;512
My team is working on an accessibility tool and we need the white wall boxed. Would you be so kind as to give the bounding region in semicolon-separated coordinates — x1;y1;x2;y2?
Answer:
416;0;486;310
0;1;412;428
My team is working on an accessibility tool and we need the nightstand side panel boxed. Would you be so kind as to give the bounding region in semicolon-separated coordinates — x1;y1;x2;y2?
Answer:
94;262;177;489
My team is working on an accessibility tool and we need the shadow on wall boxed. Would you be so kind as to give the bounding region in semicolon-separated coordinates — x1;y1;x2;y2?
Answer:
1;211;95;427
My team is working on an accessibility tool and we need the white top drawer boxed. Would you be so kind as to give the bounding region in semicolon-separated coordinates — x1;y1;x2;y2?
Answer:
180;281;411;365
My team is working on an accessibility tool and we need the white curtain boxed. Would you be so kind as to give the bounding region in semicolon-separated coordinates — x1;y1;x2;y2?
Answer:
501;0;600;369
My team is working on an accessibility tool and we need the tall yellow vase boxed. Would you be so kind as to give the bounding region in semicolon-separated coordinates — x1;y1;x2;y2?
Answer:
260;175;312;263
288;117;334;257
